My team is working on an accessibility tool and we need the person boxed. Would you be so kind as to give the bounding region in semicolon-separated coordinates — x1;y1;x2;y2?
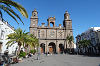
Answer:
28;53;32;57
45;52;47;56
0;58;4;66
2;50;11;66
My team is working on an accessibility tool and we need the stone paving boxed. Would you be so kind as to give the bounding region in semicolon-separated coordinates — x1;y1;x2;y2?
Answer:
11;54;100;66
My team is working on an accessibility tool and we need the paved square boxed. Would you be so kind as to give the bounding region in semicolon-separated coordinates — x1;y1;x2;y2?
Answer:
12;54;100;66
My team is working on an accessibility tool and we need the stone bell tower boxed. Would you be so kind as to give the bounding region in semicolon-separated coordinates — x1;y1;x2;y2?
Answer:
63;11;72;29
30;9;38;36
63;11;73;36
30;9;38;27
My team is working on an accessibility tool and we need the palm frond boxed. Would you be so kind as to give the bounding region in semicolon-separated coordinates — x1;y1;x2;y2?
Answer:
0;5;19;24
0;0;28;24
0;0;28;18
0;10;2;18
5;6;24;24
6;39;16;45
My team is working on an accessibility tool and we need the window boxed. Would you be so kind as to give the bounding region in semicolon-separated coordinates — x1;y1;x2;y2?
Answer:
1;30;4;39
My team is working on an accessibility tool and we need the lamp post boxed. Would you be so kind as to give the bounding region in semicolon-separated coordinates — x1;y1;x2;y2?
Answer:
36;39;40;60
36;46;39;60
46;41;48;56
37;30;40;60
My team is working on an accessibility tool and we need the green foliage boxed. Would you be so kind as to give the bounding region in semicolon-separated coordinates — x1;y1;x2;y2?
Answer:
66;35;74;53
27;34;39;49
19;52;26;58
6;28;39;56
6;28;29;47
0;0;28;24
66;35;74;43
78;40;91;48
30;50;36;54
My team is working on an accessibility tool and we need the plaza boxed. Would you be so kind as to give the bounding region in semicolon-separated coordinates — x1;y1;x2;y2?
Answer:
12;54;100;66
0;0;100;66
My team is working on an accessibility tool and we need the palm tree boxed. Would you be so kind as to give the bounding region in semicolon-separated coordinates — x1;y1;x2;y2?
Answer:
82;40;91;54
0;0;28;24
6;28;39;55
66;35;74;53
29;34;39;48
6;28;29;55
78;40;91;54
78;41;83;54
24;34;39;53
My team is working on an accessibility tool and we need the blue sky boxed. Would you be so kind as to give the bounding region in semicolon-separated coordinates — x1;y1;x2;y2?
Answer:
3;0;100;42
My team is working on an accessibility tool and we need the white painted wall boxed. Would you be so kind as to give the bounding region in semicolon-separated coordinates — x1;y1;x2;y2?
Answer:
0;19;18;54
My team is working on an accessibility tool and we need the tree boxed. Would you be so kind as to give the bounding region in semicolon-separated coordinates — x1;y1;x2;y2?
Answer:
6;28;39;55
78;40;91;54
24;34;39;53
82;40;91;54
66;35;74;53
78;41;83;54
6;28;29;55
0;0;28;24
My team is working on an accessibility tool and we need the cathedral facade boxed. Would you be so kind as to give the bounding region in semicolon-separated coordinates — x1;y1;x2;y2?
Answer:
30;9;74;54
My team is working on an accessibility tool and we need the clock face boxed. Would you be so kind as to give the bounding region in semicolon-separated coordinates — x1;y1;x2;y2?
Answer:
50;19;54;22
33;24;35;26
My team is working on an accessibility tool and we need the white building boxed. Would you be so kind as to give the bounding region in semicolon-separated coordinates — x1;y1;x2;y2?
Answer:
76;27;100;55
0;18;18;54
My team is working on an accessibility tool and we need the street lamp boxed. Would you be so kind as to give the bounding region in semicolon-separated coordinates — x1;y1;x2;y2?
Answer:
36;46;39;60
36;39;40;60
37;30;40;60
46;41;48;56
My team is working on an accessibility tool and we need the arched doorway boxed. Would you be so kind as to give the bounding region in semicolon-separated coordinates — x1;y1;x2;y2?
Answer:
48;42;56;54
59;44;64;54
40;43;45;54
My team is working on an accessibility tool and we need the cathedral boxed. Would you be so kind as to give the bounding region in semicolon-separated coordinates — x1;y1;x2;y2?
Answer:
29;9;74;54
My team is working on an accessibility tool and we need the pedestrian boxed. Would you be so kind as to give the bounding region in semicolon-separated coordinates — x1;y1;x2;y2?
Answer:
2;50;11;66
46;52;47;56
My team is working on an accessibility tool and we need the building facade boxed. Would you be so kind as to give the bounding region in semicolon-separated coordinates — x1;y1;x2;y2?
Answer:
76;27;100;55
30;9;74;54
0;18;17;54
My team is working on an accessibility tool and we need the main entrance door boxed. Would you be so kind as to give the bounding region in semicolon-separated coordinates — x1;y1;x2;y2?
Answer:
48;42;56;54
40;43;45;54
59;44;64;54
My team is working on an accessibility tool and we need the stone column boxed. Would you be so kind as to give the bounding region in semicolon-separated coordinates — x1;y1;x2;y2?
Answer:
45;41;49;53
47;43;49;53
64;40;67;49
45;41;47;53
56;42;59;54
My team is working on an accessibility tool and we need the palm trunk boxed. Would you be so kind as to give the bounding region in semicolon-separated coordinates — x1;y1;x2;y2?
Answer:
17;42;21;55
69;42;72;53
24;44;28;54
17;45;21;55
